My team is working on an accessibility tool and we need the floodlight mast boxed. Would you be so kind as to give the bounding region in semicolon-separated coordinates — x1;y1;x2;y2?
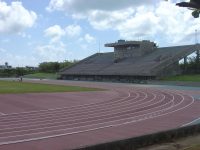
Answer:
195;29;198;44
99;41;100;53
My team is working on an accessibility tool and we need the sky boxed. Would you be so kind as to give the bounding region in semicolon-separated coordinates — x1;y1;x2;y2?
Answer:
0;0;199;67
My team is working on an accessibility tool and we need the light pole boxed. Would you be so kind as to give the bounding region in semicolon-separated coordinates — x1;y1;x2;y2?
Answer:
195;29;200;62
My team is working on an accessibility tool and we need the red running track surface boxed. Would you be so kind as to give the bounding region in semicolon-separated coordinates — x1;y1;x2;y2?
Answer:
0;80;200;150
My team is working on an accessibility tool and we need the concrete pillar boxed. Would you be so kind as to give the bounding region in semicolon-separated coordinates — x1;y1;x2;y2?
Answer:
184;57;187;65
183;57;188;74
197;50;200;62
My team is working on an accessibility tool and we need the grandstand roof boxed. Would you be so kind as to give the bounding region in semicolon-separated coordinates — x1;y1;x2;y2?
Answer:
61;44;200;77
105;40;155;47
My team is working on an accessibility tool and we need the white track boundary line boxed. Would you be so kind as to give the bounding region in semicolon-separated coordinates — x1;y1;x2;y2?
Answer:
0;89;132;117
0;90;165;129
0;89;174;134
0;91;178;138
0;88;161;123
182;117;200;127
0;91;160;133
166;90;200;127
0;93;194;146
0;90;134;123
0;91;146;126
0;112;5;115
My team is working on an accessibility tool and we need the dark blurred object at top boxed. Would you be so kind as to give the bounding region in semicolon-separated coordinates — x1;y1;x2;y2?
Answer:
176;0;200;18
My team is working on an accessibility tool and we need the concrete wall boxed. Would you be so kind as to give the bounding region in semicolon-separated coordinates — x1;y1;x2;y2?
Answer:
75;124;200;150
61;75;155;83
114;41;156;62
155;62;181;78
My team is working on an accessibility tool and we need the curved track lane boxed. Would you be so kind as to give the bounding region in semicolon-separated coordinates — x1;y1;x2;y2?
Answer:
0;80;200;150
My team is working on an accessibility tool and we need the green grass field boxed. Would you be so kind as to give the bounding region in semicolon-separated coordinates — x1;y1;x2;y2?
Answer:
0;80;101;94
163;74;200;82
186;145;200;150
23;73;58;79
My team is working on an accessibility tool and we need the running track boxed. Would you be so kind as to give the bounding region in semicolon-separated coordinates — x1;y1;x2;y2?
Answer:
0;79;200;150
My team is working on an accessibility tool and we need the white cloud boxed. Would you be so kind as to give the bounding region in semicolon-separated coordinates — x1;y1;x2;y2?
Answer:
87;2;200;45
65;24;82;37
88;8;135;30
0;1;37;34
44;24;81;42
115;6;161;39
84;34;95;43
0;48;37;67
47;0;200;46
0;48;6;53
47;0;155;13
1;39;10;43
18;32;32;39
0;43;68;67
44;25;65;42
35;43;68;62
80;44;88;50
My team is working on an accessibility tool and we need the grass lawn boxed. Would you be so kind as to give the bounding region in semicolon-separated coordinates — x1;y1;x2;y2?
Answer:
23;73;58;79
186;145;200;150
162;74;200;82
0;80;101;94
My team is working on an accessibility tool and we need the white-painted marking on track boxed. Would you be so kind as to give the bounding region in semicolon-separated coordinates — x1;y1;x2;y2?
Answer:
0;93;194;146
0;112;5;115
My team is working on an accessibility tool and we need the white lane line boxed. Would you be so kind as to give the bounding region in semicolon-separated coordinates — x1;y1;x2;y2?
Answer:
0;95;177;140
0;91;155;128
0;92;194;146
0;91;144;126
0;89;123;116
1;88;160;123
0;91;160;133
182;117;200;127
0;89;133;119
0;90;140;124
167;90;200;127
0;112;5;115
0;89;174;133
0;90;176;137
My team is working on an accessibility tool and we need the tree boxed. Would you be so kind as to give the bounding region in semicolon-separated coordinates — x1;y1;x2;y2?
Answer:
16;67;26;77
38;61;78;73
192;10;200;18
180;56;200;74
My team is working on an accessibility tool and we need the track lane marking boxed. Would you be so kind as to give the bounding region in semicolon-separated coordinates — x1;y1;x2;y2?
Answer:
0;91;160;133
0;91;160;129
1;88;163;124
0;112;5;115
0;89;125;116
0;90;132;119
0;92;194;146
0;91;145;126
0;91;182;138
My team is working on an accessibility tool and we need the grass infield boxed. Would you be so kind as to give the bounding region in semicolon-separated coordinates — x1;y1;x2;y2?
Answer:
23;73;58;79
163;74;200;82
0;80;101;94
186;145;200;150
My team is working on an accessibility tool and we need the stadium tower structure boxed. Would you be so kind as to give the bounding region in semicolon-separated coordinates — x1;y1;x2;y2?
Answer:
60;40;200;82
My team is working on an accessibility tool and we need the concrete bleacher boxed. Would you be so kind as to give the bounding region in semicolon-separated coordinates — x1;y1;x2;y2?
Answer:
60;43;199;80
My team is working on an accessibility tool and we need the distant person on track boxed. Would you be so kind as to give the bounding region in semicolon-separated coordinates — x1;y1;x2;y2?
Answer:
19;76;23;82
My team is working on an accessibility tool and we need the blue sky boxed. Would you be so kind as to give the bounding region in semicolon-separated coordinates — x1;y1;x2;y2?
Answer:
0;0;199;67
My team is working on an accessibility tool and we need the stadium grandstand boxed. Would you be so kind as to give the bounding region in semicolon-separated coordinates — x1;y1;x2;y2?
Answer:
60;40;200;82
